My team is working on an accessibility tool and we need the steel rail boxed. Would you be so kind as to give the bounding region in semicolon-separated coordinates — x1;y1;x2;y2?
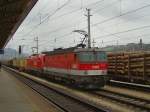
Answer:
108;80;150;92
92;90;150;112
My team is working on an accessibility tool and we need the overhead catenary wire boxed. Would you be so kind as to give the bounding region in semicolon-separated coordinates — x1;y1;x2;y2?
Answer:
89;3;150;28
41;0;72;23
94;18;150;42
35;1;118;37
41;23;150;47
49;0;105;21
10;0;150;52
17;0;104;37
26;0;120;39
18;0;72;37
94;24;150;39
98;32;150;45
18;0;51;32
39;24;150;49
42;3;150;43
41;23;150;48
18;0;107;38
17;0;119;40
92;0;119;13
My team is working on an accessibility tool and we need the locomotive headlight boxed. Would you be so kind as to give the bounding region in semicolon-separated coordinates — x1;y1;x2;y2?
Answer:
72;64;77;69
92;65;99;69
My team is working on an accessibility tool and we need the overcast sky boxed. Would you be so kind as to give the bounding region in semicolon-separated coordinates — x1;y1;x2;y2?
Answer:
6;0;150;54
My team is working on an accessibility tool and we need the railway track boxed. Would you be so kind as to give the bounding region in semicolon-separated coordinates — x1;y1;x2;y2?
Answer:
4;67;108;112
91;89;150;112
4;66;150;112
108;80;150;92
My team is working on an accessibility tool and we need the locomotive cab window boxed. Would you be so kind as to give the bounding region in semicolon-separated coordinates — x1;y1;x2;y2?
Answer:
77;51;107;62
97;52;107;61
78;52;94;62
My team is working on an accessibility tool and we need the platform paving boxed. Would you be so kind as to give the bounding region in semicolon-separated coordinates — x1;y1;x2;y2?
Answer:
0;69;59;112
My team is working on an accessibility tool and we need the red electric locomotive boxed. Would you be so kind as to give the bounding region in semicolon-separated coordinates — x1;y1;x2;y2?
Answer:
26;54;45;74
43;47;108;89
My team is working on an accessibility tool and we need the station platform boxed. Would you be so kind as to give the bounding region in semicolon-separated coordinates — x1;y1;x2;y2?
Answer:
0;69;59;112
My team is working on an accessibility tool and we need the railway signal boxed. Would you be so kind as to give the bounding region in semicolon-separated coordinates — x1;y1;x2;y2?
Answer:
0;49;4;54
19;45;22;55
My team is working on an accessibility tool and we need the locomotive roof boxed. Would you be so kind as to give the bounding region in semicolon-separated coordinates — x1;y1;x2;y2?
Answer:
42;47;76;55
42;47;105;55
74;48;105;52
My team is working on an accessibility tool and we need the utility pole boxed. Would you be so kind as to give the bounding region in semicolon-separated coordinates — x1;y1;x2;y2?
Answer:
85;8;92;48
116;40;119;52
139;38;143;50
34;37;39;54
92;39;96;48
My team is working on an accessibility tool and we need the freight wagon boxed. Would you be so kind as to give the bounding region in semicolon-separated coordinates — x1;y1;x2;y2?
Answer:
108;52;150;84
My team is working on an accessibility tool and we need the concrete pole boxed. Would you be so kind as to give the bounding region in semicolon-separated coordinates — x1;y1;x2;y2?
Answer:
87;9;92;48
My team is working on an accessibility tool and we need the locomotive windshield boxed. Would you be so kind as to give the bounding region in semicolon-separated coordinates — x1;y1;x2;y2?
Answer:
78;51;107;62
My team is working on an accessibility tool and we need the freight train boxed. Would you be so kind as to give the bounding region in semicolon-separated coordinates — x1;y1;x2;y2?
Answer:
5;47;108;89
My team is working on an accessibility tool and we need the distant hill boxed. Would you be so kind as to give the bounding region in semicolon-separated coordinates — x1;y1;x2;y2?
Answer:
0;48;29;61
102;43;150;52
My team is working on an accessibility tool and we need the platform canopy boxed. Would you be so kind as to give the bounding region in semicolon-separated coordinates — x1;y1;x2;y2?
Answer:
0;0;38;48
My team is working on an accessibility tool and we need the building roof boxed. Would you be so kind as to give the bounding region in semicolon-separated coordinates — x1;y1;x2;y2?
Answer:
0;0;38;48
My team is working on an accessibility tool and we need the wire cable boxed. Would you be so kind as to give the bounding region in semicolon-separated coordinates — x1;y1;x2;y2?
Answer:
18;0;106;37
18;0;71;37
91;3;150;27
48;3;150;41
95;24;150;39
